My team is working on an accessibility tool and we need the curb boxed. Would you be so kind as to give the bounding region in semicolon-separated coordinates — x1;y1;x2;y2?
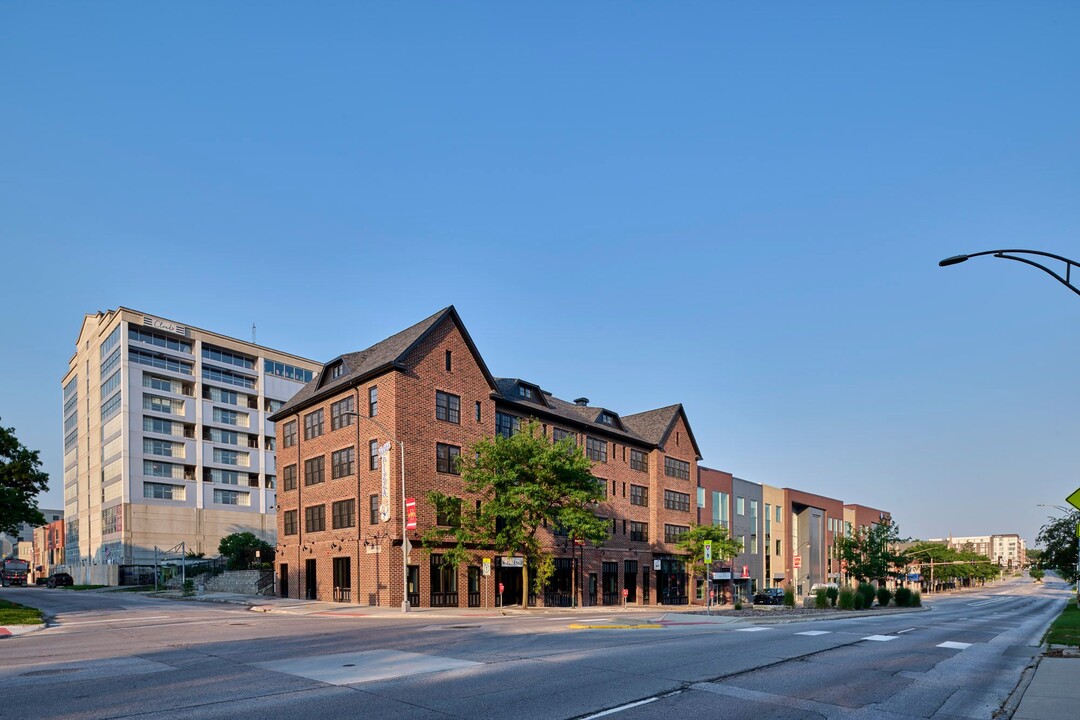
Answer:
0;623;46;638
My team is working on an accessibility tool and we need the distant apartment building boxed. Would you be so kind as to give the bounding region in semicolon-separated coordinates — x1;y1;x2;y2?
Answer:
928;534;1026;569
32;518;65;581
271;306;702;608
61;308;319;583
0;508;62;559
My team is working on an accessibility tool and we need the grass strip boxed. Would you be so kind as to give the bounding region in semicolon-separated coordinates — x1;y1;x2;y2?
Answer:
1045;597;1080;647
0;598;44;625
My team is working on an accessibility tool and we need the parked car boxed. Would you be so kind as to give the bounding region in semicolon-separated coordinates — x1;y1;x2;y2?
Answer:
46;572;74;588
753;587;785;605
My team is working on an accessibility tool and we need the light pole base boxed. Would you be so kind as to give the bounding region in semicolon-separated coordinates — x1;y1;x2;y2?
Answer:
401;601;410;613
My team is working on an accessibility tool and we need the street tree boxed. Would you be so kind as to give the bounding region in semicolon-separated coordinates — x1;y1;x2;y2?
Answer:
834;520;907;585
218;532;274;570
676;524;742;602
0;418;49;536
425;421;609;596
1035;510;1080;584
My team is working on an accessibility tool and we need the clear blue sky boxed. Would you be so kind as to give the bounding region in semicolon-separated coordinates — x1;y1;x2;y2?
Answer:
3;3;1079;547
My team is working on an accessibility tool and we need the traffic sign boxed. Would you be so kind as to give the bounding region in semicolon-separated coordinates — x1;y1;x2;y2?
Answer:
704;541;713;563
1067;487;1080;511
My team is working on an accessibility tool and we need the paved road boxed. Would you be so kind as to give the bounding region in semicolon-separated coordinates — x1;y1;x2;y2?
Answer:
0;574;1066;720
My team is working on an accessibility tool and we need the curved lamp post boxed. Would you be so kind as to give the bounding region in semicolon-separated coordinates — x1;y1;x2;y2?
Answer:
939;249;1080;298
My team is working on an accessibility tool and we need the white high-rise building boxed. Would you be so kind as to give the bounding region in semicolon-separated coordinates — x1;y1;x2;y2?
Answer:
62;308;320;582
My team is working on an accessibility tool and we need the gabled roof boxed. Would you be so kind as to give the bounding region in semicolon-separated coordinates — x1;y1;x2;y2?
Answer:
494;378;550;407
270;306;497;422
622;403;702;460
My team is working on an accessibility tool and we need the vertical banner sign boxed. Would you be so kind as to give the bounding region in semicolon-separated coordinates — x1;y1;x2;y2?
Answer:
379;442;392;522
703;540;712;563
794;555;802;569
405;498;417;530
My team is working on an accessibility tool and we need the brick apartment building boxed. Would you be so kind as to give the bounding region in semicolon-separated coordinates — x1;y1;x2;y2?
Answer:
270;306;702;608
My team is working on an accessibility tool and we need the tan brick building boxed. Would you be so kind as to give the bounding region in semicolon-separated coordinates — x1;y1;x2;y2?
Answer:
270;306;702;608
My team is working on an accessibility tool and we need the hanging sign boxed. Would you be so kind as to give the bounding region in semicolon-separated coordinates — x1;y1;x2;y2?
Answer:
379;442;392;522
405;498;417;530
794;555;802;569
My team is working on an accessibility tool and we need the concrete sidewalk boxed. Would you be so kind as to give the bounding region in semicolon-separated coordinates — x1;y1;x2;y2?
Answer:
0;623;45;638
1012;653;1080;720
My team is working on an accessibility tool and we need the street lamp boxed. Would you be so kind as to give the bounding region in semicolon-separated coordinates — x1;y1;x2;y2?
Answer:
342;411;409;612
938;249;1080;298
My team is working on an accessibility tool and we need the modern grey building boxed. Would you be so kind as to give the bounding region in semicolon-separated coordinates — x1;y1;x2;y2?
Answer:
61;308;320;582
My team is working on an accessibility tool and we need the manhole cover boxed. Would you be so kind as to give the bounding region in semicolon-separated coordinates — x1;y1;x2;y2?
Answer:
21;668;80;677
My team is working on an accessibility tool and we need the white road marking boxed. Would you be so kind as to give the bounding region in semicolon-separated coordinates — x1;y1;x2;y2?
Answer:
938;641;972;650
967;599;1006;607
53;615;171;627
795;630;830;636
897;628;917;634
581;697;660;719
863;635;898;642
736;627;771;632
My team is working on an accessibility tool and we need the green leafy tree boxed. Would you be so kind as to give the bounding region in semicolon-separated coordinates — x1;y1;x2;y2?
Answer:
1029;567;1045;582
0;419;49;536
675;524;741;603
425;421;609;596
218;532;274;570
834;520;907;584
1036;510;1080;584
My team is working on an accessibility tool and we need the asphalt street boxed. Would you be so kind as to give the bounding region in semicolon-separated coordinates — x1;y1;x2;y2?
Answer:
0;574;1066;720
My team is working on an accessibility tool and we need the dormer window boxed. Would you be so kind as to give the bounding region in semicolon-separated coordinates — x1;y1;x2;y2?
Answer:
518;385;533;399
330;363;345;379
599;412;615;426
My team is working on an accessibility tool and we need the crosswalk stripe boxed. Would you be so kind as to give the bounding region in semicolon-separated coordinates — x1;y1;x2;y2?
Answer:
937;641;972;650
796;630;830;636
863;635;898;641
736;627;771;632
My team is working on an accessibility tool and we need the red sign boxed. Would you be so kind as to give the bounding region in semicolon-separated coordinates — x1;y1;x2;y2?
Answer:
499;583;505;594
742;565;749;577
840;560;848;571
622;588;629;598
794;555;802;569
405;498;417;530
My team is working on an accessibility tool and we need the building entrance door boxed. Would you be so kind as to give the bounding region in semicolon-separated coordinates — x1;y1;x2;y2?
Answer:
280;563;289;598
305;558;317;600
497;567;523;606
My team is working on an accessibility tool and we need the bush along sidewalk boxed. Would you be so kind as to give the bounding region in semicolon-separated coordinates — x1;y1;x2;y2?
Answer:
1044;597;1080;648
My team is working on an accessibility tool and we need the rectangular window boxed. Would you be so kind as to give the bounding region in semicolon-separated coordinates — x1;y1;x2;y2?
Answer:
630;521;648;542
101;392;122;420
332;499;356;529
435;391;460;424
629;484;648;507
750;500;758;519
629;449;648;472
205;468;239;485
264;360;313;383
203;344;255;370
283;510;298;535
130;327;192;354
144;460;184;479
130;348;193;375
331;447;355;479
282;464;297;491
436;497;462;527
585;437;607;463
776;505;783;523
741;534;749;553
495;412;519;438
697;487;706;508
100;370;121;400
143;393;183;415
751;534;758;554
552;427;575;444
369;494;380;525
664;524;690;544
303;409;324;440
143;416;176;436
202;365;256;389
212;448;248;466
736;496;745;516
331;397;355;431
304;505;325;533
212;407;245;426
595;477;607;500
436;443;461;474
445;350;452;371
776;539;782;556
475;401;482;422
143;482;185;500
213;489;249;506
369;386;378;416
304;456;325;486
143;438;183;458
100;325;121;357
101;348;121;378
369;439;379;470
204;427;239;445
664;457;690;480
204;386;239;405
664;490;691;512
143;373;177;393
282;420;297;448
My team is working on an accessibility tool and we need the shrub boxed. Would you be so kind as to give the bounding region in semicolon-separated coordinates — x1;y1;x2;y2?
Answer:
182;579;195;596
839;587;856;610
815;588;829;608
911;591;922;607
783;586;796;608
894;587;912;607
826;586;839;607
853;592;865;610
734;602;743;611
858;582;876;608
876;587;893;607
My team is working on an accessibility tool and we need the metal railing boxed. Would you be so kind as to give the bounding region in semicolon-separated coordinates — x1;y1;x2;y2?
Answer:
468;591;481;607
333;586;351;602
430;592;458;607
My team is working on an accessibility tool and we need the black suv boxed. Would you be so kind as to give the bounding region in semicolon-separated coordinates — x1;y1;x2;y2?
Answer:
46;573;74;588
753;588;785;605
